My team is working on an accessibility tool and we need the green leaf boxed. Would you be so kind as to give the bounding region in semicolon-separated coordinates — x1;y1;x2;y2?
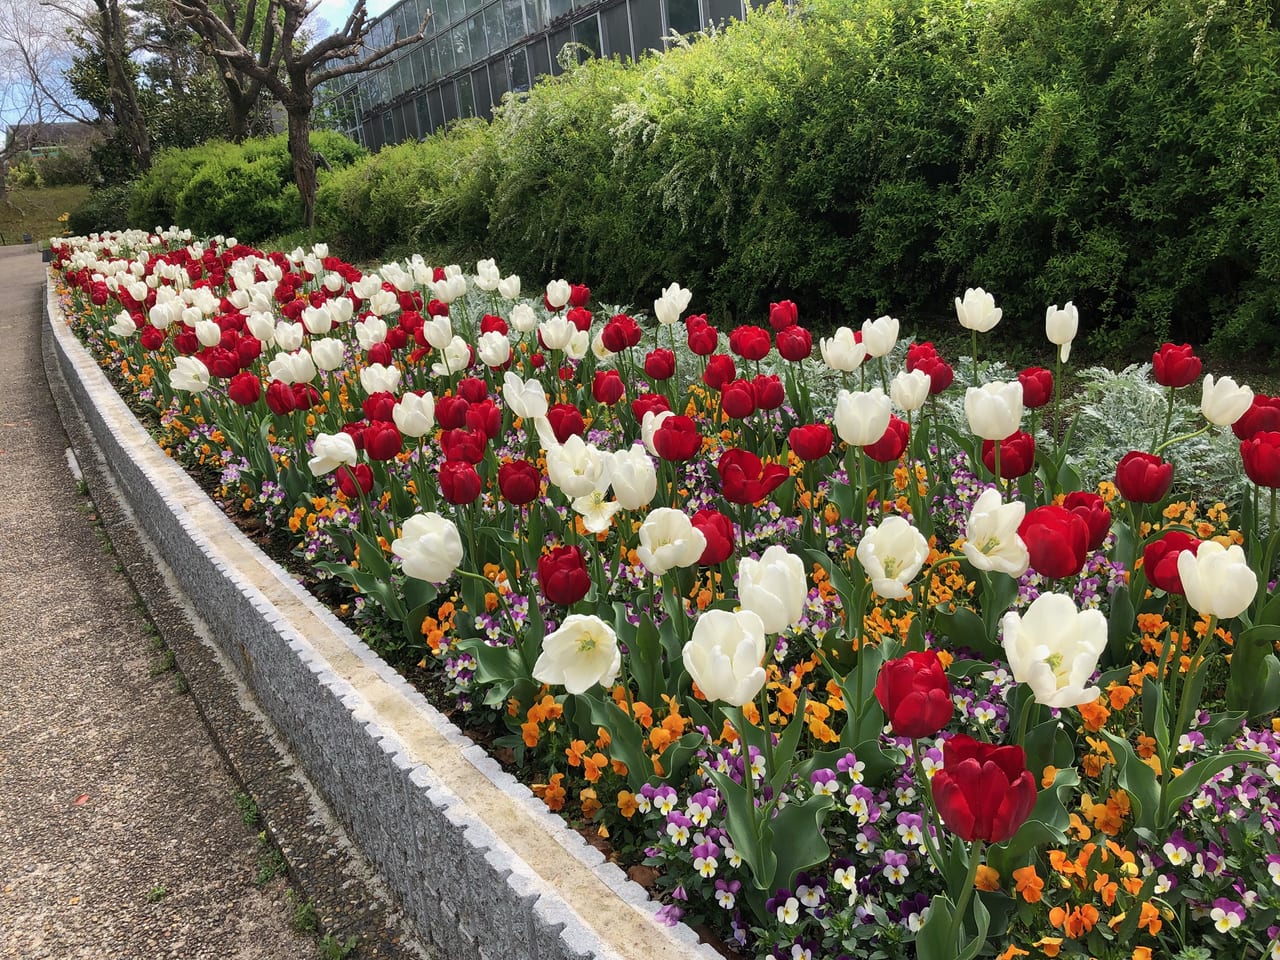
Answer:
992;766;1076;866
703;765;776;893
1159;750;1262;828
352;529;393;582
934;601;1001;661
616;601;663;706
914;894;956;960
1105;584;1136;667
1226;624;1280;717
769;794;834;891
580;692;654;789
1100;730;1160;832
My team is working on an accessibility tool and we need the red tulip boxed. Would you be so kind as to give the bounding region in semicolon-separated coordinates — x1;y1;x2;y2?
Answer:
906;342;954;394
441;427;487;464
1152;343;1202;388
703;353;737;391
427;298;449;317
768;300;798;331
140;325;166;351
720;379;756;420
546;403;586;443
435;395;471;430
538;545;590;606
568;283;591;309
264;379;296;415
480;313;508;335
367;341;393;366
227;372;261;406
789;423;833;461
752;374;785;411
236;335;262;369
1063;491;1112;552
980;431;1036;479
728;325;771;361
874;651;953;739
691;508;735;565
1017;367;1054;409
686;319;718;356
592;370;625;406
932;734;1036;843
1234;395;1280;441
718;448;789;505
864;415;910;464
458;377;488;404
631;393;671;422
439;460;481;504
498;459;541;505
775;325;812;362
566;306;593;332
466;399;502;440
385;326;409;350
363;391;397;422
173;329;199;355
342;419;367;451
652;415;702;462
1242;431;1280;488
335;464;373;498
363;421;403;461
1142;530;1201;595
1018;505;1089;578
1114;451;1173;503
644;348;676;381
601;314;642;352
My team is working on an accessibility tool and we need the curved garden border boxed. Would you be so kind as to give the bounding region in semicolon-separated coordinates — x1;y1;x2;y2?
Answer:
43;274;722;960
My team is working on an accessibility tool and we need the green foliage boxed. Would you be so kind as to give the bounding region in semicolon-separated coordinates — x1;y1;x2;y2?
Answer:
133;133;366;238
34;147;97;187
313;0;1280;355
67;182;137;235
5;161;42;190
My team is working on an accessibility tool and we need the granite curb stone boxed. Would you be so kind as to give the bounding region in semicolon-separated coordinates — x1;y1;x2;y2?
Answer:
44;275;723;960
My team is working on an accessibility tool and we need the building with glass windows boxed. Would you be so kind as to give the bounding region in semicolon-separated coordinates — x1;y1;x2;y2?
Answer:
318;0;757;149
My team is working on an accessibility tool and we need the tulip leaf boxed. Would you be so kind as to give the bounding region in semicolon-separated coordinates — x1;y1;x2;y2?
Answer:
767;693;810;794
1140;677;1171;758
1104;584;1136;667
656;731;705;787
914;894;956;960
1256;589;1280;627
352;529;394;583
1099;730;1160;832
1226;624;1280;718
1159;750;1261;828
934;602;1001;661
1021;716;1073;775
402;576;439;615
978;571;1020;641
702;765;776;894
580;693;654;789
991;765;1076;869
614;601;663;707
768;794;834;892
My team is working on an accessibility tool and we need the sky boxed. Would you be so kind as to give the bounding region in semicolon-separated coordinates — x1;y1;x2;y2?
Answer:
311;0;400;35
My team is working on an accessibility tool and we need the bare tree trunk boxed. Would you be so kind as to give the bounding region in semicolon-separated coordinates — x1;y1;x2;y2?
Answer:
95;0;151;169
285;100;316;228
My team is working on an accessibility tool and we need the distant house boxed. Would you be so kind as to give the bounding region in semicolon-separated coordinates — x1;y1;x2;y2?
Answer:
4;121;97;156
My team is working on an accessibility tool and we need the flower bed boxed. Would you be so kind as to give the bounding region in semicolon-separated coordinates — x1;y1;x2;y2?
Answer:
51;229;1280;960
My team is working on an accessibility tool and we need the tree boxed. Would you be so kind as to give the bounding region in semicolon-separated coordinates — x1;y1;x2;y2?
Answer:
172;0;428;227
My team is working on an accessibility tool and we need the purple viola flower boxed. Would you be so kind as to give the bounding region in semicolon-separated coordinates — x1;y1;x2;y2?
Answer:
810;768;838;796
692;841;719;878
714;878;740;910
1210;897;1245;933
882;849;910;885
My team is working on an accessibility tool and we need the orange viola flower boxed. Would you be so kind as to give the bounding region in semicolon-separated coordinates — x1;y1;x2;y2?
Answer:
616;790;638;818
995;947;1030;960
1107;683;1136;711
565;740;588;767
579;788;601;819
1135;734;1157;759
583;752;609;783
1132;948;1153;960
975;865;1001;892
532;773;566;811
521;721;540;749
1078;698;1110;733
649;727;674;753
1012;865;1044;903
1049;904;1099;938
1033;937;1063;958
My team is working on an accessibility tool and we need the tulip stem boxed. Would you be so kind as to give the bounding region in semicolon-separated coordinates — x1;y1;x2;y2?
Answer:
1153;423;1211;457
947;838;985;953
756;684;777;783
1156;385;1176;453
1013;692;1035;750
909;739;947;878
1052;354;1063;461
971;330;978;387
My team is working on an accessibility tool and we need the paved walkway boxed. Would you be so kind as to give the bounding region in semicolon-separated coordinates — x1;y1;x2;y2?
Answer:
0;243;315;959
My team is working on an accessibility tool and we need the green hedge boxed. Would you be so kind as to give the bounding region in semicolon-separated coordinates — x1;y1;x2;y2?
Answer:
300;1;1280;355
129;131;366;238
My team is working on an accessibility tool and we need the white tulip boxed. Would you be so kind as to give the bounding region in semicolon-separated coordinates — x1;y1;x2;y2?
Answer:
307;431;358;475
430;336;472;377
834;388;892;446
956;287;1002;333
653;282;692;326
420;315;453;349
1045;302;1078;363
819;326;866;373
268;350;317;385
301;304;333;335
545;279;571;310
475;257;501;291
310;338;345;372
180;305;203;328
890;369;931;413
856;515;929;601
328;296;353;324
392;512;464;584
510;302;537;332
503;372;548;421
1201;375;1253;427
498;274;521;300
355;316;389;350
538;315;575;351
194;319;222;347
861;315;899;359
572;490;623;534
245;311;276;343
1177;540;1258;620
532;614;621;695
351;275;382;300
274;321;304;352
360;362;401;394
682;609;768;706
611;445;658;511
641;410;674;457
367;289;400;318
477;330;512;367
965;381;1024;440
738;545;807;634
108;311;137;338
637;508;707;576
566;329;591;361
1002;593;1107;708
323;272;345;293
546;435;613;498
393;392;436;438
170;356;210;393
961;488;1029;577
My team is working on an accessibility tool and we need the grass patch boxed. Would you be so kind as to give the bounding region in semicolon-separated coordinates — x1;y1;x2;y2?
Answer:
0;185;89;247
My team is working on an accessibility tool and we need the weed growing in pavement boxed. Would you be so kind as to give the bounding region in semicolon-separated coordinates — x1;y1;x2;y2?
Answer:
146;885;168;902
254;835;286;885
233;791;260;827
318;933;359;959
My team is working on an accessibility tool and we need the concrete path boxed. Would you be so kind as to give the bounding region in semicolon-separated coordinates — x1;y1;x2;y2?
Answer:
0;243;315;959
